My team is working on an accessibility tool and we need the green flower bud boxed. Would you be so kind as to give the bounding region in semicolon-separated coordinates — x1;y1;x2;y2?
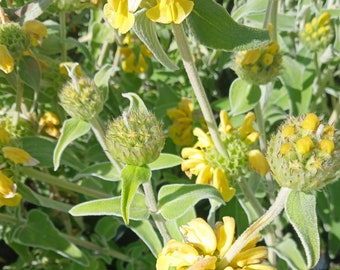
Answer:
233;41;282;85
0;22;30;60
105;110;165;166
267;113;340;191
59;77;104;121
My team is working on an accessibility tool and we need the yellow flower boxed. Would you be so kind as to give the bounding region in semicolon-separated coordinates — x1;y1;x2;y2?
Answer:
22;20;47;46
301;113;320;131
0;171;22;207
0;44;14;74
103;0;141;34
296;136;314;155
146;0;194;24
156;217;275;270
248;150;269;177
38;112;61;138
2;146;39;166
181;111;266;201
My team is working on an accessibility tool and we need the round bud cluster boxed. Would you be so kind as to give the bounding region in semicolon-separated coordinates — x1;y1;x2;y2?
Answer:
300;12;334;52
267;113;340;191
233;41;282;85
59;77;104;121
0;22;30;60
106;110;165;166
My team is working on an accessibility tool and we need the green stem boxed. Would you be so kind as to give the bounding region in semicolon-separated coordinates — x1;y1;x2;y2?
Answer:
218;187;291;268
142;182;171;244
59;11;67;62
172;23;228;158
20;167;110;199
13;73;23;127
90;117;123;173
263;0;278;41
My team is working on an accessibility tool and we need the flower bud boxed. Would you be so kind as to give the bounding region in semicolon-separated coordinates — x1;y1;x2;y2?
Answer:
300;12;334;51
106;110;165;166
0;22;30;60
267;113;340;191
233;41;282;85
59;77;104;121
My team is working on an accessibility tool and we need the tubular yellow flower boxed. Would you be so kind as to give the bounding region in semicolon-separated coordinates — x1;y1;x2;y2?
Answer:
103;0;139;34
180;218;217;255
167;98;206;147
0;44;14;74
0;171;22;207
22;20;47;46
2;146;38;166
296;136;314;155
156;217;274;270
146;0;194;24
248;150;269;177
301;113;320;131
238;112;257;140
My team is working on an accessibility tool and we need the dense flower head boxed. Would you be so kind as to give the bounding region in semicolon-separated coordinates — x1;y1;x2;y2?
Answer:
300;12;333;51
0;17;47;74
106;110;165;166
103;0;194;34
267;113;340;191
167;97;206;147
233;41;282;85
181;111;269;201
59;77;104;121
156;217;275;270
0;171;22;207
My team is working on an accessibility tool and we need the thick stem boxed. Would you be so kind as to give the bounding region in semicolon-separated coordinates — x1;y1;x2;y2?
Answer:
172;24;228;158
142;182;171;244
219;187;291;268
20;167;110;199
90;116;123;173
59;11;67;62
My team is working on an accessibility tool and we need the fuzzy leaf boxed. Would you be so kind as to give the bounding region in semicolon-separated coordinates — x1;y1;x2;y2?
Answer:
69;192;149;220
149;153;182;170
53;118;91;170
133;10;178;70
122;92;148;114
159;184;224;220
14;210;89;266
187;0;270;51
75;162;120;181
121;165;151;224
229;78;261;115
285;191;320;269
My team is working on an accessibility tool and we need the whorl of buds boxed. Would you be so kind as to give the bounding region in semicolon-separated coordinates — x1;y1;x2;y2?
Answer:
106;110;165;166
233;41;282;85
0;22;30;60
59;77;104;121
267;113;340;191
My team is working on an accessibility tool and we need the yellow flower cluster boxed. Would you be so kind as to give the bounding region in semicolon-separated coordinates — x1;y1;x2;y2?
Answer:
300;12;333;51
181;111;269;202
233;41;282;85
156;217;275;270
38;112;61;138
0;8;47;74
267;113;340;191
120;34;152;73
103;0;194;34
167;97;206;147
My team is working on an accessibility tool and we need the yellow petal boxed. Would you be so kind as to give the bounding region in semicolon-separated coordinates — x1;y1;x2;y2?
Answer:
2;146;39;165
219;110;234;134
22;20;48;46
0;124;11;144
193;128;212;148
212;168;235;202
319;139;334;154
296;136;314;155
215;216;235;257
248;150;269;176
196;165;212;184
301;113;320;131
238;112;256;139
0;44;14;74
